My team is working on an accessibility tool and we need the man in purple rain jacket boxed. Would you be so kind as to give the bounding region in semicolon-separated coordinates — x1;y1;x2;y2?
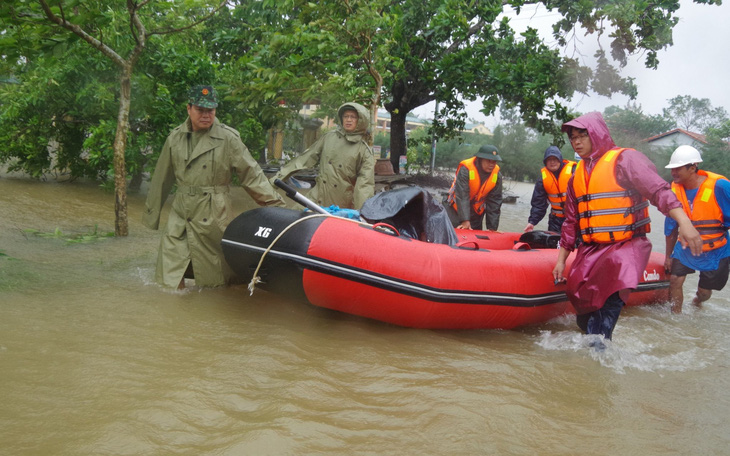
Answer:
552;112;702;346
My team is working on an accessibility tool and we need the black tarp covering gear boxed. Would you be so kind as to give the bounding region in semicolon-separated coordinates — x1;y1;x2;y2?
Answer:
518;230;561;249
359;186;459;246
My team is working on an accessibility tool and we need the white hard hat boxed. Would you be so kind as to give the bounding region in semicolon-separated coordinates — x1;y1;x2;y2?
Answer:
665;145;703;169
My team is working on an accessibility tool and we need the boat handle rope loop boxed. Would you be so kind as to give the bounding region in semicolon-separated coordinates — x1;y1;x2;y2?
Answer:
248;213;375;296
372;222;400;236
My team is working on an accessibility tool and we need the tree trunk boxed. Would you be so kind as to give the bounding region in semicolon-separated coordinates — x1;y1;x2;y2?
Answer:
368;103;378;147
385;76;434;175
389;110;408;174
301;117;323;150
267;123;284;161
113;70;131;236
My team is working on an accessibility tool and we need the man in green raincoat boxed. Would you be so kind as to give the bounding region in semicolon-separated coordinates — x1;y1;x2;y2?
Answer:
143;85;285;289
274;102;375;210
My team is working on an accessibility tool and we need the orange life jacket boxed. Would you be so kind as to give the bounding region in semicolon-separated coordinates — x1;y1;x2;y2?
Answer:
542;160;577;218
573;148;651;244
672;170;729;252
447;157;499;215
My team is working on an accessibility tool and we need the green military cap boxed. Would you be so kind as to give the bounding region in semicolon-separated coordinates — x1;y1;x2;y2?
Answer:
475;144;502;161
188;85;219;108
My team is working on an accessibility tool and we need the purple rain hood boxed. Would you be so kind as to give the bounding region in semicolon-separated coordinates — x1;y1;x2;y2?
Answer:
559;112;681;315
561;111;616;165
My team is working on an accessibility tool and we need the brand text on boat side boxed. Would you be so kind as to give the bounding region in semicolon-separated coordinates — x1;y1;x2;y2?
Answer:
643;269;660;281
255;226;273;238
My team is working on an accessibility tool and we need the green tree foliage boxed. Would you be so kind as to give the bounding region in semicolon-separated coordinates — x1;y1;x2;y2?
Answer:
603;103;674;150
0;48;117;180
0;0;226;236
700;120;730;178
1;0;724;228
218;0;720;174
383;1;581;173
381;0;724;172
207;0;395;142
0;39;216;182
663;95;729;132
406;130;494;172
202;1;319;131
490;108;558;183
287;0;394;129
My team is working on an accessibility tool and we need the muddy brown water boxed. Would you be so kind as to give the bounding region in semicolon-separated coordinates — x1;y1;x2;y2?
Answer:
1;175;729;455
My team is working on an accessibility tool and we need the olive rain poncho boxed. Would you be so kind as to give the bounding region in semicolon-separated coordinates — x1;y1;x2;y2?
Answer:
143;118;285;288
275;102;375;210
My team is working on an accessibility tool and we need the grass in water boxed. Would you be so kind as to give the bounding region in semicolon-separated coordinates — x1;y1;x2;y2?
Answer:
24;225;115;244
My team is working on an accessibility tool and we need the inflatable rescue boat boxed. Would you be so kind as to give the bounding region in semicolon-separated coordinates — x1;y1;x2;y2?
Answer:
221;206;670;330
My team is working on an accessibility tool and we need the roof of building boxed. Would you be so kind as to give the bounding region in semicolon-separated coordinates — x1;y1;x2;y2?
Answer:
644;128;707;144
376;109;430;125
375;109;490;132
0;76;20;84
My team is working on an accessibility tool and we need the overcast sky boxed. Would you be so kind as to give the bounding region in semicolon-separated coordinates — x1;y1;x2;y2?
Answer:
414;0;730;129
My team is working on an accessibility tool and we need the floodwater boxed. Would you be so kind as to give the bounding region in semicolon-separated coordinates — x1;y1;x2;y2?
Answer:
1;174;729;456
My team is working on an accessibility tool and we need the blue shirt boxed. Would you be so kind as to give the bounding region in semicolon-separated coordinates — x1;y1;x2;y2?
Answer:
664;177;730;270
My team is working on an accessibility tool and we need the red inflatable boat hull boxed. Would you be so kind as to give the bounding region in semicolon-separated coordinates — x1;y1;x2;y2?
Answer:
222;208;669;329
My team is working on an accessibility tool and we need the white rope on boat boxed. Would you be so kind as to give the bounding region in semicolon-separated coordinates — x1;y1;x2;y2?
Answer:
247;213;373;295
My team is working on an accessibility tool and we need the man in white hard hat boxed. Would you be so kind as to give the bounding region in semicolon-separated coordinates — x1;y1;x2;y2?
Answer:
664;145;730;313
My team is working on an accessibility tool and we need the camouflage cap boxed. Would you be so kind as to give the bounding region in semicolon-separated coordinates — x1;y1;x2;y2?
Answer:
188;85;218;108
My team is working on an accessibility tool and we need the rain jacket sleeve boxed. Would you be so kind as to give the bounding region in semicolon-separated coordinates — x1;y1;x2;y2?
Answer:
615;149;681;214
453;166;472;223
142;136;176;230
560;178;579;251
274;137;325;183
484;173;503;231
229;135;286;207
527;180;549;226
353;146;376;209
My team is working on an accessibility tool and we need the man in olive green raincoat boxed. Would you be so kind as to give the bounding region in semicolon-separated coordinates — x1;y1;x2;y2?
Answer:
274;102;375;210
143;85;285;289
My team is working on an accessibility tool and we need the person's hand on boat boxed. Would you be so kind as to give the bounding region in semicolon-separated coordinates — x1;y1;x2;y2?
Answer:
669;208;703;256
552;247;570;285
663;256;672;275
677;226;702;257
552;264;566;285
524;223;534;233
457;220;471;230
680;231;702;256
